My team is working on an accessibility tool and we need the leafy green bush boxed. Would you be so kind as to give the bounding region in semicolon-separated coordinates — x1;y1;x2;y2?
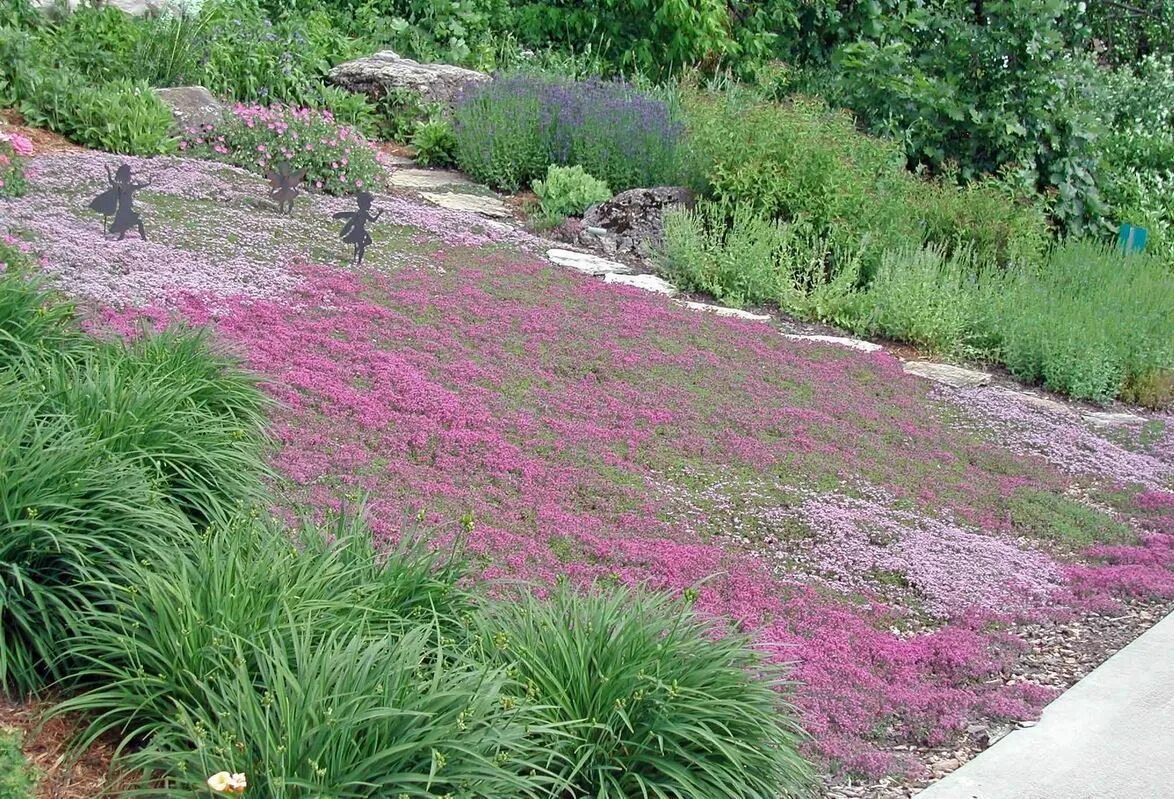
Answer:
1092;54;1174;262
0;26;174;154
0;728;36;799
849;246;978;355
681;88;1048;270
410;118;458;166
661;200;860;319
532;164;611;220
453;73;683;192
0;131;33;198
474;585;814;799
58;514;530;798
184;104;382;196
982;241;1174;406
825;3;1107;235
511;0;736;77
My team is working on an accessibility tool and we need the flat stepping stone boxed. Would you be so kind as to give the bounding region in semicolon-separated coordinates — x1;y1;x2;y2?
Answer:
381;154;416;167
679;301;771;321
389;168;474;189
1083;411;1145;426
783;334;884;353
903;361;992;388
546;249;632;276
603;273;677;296
420;191;510;218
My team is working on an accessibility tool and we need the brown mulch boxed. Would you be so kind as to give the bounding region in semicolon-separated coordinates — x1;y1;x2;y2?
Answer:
0;111;83;156
0;697;129;799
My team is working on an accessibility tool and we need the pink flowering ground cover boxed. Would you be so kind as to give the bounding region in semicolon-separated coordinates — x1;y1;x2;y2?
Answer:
5;154;1173;778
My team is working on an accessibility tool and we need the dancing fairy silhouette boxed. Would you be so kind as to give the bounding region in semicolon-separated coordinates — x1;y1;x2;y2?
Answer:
333;191;382;266
266;162;307;215
88;164;150;240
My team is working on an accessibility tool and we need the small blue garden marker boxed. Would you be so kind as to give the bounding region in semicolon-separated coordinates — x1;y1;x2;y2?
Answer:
1118;223;1148;254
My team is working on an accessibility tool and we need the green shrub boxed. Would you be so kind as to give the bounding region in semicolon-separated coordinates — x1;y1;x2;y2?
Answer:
453;73;683;193
681;88;1048;270
474;585;814;799
981;240;1173;406
0;26;174;155
661;200;862;321
184;104;382;197
0;728;36;799
58;514;528;798
850;246;979;355
531;164;611;221
511;0;736;77
410;118;458;167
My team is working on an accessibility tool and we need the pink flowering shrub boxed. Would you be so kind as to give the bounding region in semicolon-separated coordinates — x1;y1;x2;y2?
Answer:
0;131;35;198
0;233;35;274
183;105;381;196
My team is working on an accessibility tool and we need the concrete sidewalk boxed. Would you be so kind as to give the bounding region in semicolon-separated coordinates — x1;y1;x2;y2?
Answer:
915;610;1174;799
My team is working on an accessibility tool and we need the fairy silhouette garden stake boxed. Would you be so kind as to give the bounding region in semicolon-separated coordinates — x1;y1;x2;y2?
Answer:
266;162;307;215
88;164;150;240
333;191;382;266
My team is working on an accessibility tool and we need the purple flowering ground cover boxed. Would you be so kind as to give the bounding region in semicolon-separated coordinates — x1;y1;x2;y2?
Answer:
4;153;1173;780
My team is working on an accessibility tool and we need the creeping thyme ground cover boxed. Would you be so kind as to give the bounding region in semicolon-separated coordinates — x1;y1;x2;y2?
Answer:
5;153;1173;777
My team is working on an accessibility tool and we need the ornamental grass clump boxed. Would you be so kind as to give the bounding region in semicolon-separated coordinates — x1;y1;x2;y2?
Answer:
58;513;532;799
453;73;683;193
474;585;815;799
184;104;381;196
28;328;271;529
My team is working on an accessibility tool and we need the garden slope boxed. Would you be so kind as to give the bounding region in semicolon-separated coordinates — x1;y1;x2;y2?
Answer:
4;153;1173;779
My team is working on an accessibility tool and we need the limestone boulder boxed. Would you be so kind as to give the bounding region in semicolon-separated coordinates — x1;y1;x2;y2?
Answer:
327;50;490;108
154;86;225;134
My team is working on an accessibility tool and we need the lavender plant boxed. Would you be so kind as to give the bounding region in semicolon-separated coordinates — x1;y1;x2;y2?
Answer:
453;73;683;193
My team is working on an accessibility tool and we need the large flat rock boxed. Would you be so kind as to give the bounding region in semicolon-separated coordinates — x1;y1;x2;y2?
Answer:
679;301;771;322
603;273;677;296
904;361;992;388
783;334;884;353
390;169;475;190
546;249;633;276
915;611;1174;799
420;191;510;218
327;50;490;107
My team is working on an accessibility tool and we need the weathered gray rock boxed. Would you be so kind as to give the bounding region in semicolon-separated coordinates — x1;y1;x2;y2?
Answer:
679;301;771;322
1083;410;1144;427
390;168;475;190
420;191;510;219
546;249;632;276
903;361;992;388
579;186;694;256
154;86;224;134
327;50;490;108
603;273;677;296
783;334;884;353
31;0;185;14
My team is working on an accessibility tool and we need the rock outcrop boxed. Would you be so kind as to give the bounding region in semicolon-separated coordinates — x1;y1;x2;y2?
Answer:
577;186;693;257
327;50;490;108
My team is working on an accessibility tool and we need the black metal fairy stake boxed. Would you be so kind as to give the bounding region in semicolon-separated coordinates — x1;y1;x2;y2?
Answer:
88;164;150;240
266;162;307;215
333;191;382;266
